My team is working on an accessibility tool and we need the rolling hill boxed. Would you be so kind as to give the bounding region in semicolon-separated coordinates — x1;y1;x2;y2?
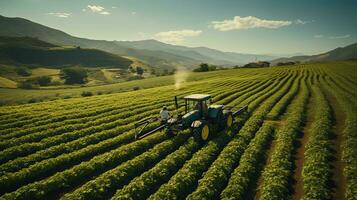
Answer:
271;42;357;64
0;36;133;68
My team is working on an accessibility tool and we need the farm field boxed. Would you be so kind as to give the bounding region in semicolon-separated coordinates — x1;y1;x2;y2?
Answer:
0;61;356;200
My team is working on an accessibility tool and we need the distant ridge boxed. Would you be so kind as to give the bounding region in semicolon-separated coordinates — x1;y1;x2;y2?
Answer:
271;42;357;64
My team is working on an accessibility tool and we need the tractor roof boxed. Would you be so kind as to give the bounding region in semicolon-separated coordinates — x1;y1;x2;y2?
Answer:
184;94;211;101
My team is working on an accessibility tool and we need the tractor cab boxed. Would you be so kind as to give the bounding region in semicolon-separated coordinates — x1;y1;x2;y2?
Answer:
184;94;211;118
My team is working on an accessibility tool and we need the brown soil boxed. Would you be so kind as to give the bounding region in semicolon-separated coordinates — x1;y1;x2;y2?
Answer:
253;137;276;200
325;90;346;200
253;119;284;200
291;92;314;200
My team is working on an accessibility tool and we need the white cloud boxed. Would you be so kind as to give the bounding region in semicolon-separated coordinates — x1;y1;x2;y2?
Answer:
314;34;324;38
211;16;292;31
295;19;307;24
155;29;202;44
329;34;350;39
295;19;314;25
82;9;86;12
131;11;137;15
88;5;104;12
99;11;110;15
48;12;71;18
87;5;110;15
112;6;117;9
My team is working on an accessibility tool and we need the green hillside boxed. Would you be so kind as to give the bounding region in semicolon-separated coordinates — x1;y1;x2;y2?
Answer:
271;42;357;64
0;36;132;68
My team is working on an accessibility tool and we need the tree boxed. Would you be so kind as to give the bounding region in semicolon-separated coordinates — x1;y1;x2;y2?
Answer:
16;67;31;76
161;69;169;76
193;63;210;72
61;68;88;84
200;63;209;72
17;80;39;89
81;91;93;97
136;66;144;76
36;76;52;86
208;65;217;71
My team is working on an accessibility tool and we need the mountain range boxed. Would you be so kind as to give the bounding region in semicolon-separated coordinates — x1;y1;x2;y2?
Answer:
0;15;279;70
0;15;356;70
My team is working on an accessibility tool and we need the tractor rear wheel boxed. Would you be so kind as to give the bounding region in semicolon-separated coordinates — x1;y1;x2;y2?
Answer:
193;123;210;142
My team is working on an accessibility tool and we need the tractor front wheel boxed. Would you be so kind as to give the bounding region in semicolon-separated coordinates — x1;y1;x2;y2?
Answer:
225;113;233;128
193;123;210;142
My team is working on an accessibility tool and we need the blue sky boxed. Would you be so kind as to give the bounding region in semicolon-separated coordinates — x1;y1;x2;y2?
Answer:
1;0;356;55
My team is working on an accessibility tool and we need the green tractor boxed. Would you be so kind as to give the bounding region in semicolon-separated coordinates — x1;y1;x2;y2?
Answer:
135;94;248;142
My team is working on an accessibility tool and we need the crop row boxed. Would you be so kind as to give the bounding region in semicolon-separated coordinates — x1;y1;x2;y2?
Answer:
302;86;334;200
259;77;309;200
0;76;270;198
110;138;201;200
218;78;274;105
326;72;357;98
148;132;233;199
0;120;161;194
0;132;168;198
220;123;275;199
136;71;290;200
0;96;163;139
0;81;258;192
267;73;301;119
243;73;296;111
0;78;233;130
137;75;285;199
0;84;231;162
0;94;124;130
327;76;357;102
321;75;357;200
61;133;191;199
0;81;224;136
139;76;285;200
0;80;258;176
0;99;169;148
186;72;300;199
0;103;168;164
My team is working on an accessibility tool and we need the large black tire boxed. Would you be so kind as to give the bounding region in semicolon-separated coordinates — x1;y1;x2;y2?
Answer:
193;122;210;142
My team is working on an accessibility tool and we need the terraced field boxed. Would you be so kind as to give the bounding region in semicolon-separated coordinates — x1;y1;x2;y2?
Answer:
0;61;356;200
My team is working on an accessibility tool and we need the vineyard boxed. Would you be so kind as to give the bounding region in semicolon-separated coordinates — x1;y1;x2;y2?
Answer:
0;61;356;200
